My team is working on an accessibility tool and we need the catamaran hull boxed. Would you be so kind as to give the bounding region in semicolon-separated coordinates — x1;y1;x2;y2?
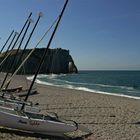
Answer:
0;108;77;136
0;99;39;113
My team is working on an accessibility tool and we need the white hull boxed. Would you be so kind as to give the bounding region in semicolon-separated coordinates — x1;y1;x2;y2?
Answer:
0;100;40;113
0;98;40;113
0;107;77;136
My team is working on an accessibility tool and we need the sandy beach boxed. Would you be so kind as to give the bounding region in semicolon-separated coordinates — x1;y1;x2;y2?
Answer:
0;74;140;140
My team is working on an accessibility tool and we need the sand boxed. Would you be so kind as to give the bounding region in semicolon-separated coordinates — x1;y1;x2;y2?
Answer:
0;74;140;140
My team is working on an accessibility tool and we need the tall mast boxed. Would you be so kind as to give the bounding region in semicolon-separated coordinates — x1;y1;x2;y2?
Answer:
0;32;17;72
11;13;32;51
7;18;32;74
0;19;32;92
0;32;19;69
0;30;14;54
0;21;32;90
6;13;42;89
21;0;69;110
0;13;32;91
4;17;59;88
14;13;42;73
0;13;32;72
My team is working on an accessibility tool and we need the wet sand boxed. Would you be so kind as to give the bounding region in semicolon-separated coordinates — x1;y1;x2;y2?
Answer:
0;74;140;140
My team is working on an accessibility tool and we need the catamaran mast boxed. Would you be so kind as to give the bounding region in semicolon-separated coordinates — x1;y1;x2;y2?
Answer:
21;0;69;110
6;18;32;74
0;32;17;72
4;17;59;88
14;13;42;73
0;13;32;91
5;13;42;89
0;13;32;73
11;12;32;50
0;32;19;71
0;19;32;90
0;30;14;54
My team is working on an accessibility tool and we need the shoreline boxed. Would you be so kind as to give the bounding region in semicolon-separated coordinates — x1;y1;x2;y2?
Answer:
37;81;140;100
27;76;140;100
0;74;140;140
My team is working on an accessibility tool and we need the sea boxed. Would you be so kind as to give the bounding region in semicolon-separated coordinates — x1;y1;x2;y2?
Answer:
27;71;140;99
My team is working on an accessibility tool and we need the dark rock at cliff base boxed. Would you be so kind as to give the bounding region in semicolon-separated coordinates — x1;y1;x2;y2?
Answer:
0;48;78;74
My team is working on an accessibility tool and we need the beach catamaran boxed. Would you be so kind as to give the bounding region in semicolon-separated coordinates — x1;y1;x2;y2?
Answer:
0;12;57;113
0;11;58;114
0;0;91;137
0;12;41;113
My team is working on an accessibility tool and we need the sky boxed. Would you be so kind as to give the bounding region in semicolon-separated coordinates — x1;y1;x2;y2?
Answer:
0;0;140;70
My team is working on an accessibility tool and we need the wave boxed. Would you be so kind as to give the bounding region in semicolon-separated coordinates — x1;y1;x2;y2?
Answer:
27;75;34;81
37;74;67;78
34;74;138;91
27;76;140;100
35;75;136;91
26;74;67;80
28;75;135;91
35;79;55;86
66;86;140;100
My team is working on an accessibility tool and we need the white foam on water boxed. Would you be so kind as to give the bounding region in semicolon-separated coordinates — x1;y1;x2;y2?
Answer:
27;76;140;100
35;79;54;86
72;86;140;100
27;75;34;81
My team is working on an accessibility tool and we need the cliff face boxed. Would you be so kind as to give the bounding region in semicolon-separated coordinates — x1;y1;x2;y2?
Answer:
0;48;78;74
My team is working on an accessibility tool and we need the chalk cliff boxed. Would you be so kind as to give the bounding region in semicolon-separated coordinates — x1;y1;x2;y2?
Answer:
0;48;78;74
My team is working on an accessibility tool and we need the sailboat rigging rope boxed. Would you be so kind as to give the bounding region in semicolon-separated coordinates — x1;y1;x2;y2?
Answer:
34;17;59;47
3;16;59;88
